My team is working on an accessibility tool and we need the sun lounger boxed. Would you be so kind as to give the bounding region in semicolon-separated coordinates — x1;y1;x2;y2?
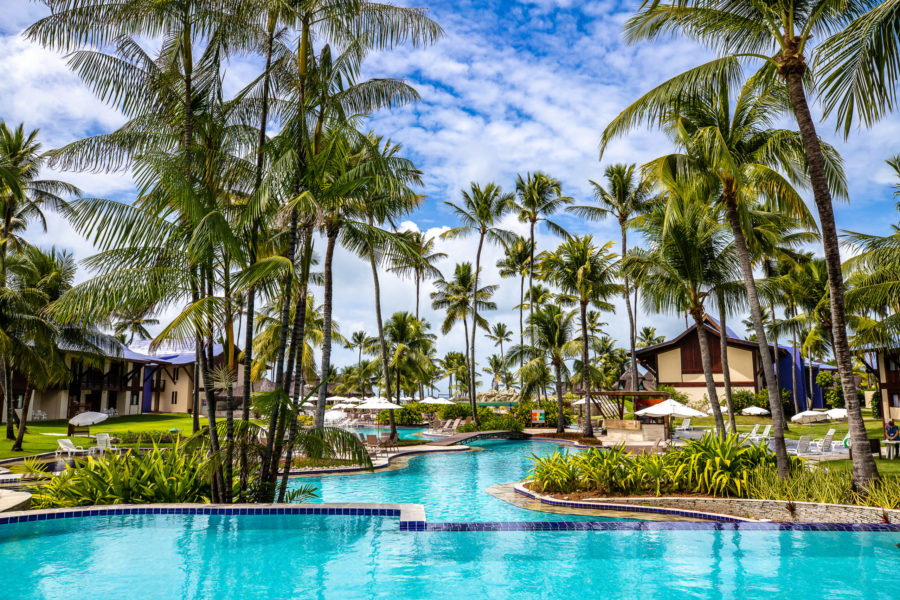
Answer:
788;435;812;456
810;429;836;454
94;433;118;456
749;424;771;444
56;438;93;458
675;418;692;432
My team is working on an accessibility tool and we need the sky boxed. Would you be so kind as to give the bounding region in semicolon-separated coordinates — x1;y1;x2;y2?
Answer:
2;1;899;390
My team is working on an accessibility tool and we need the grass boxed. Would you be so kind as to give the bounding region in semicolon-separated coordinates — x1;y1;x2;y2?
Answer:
684;412;885;441
824;459;900;476
0;413;196;460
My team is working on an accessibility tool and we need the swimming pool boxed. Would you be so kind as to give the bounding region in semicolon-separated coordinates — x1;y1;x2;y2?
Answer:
294;439;594;521
2;513;898;599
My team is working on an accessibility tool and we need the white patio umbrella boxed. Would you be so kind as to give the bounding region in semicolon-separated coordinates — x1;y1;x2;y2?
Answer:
825;408;848;420
332;403;356;410
68;411;109;427
791;410;828;424
719;404;732;413
357;398;403;436
742;406;770;416
635;399;706;418
326;396;346;404
422;397;454;405
324;410;347;424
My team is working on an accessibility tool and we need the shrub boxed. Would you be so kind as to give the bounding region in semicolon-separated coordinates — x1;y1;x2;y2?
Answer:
871;392;882;419
730;390;765;412
377;402;426;426
438;403;473;420
28;445;218;508
655;385;690;405
458;414;523;434
117;430;182;445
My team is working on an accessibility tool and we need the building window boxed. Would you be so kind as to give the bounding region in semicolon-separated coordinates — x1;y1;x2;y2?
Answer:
131;393;139;406
14;394;24;409
171;391;178;405
887;355;900;372
173;367;179;383
891;393;900;408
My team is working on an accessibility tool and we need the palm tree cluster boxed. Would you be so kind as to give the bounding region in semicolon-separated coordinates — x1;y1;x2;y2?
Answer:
18;0;443;502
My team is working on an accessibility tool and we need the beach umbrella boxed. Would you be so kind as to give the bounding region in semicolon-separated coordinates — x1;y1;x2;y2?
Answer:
324;410;346;424
791;410;828;424
68;411;109;427
422;397;454;405
326;396;346;404
356;398;403;436
825;408;848;420
719;404;731;413
742;406;770;416
635;399;706;418
332;403;356;410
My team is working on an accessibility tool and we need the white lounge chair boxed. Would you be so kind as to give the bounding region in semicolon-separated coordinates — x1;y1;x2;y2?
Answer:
56;438;92;458
94;433;118;456
675;418;692;432
810;429;836;454
788;435;812;456
742;425;760;442
750;425;772;444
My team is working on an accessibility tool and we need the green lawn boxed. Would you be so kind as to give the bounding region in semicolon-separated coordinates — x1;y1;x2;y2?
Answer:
0;413;196;460
683;413;886;440
824;458;900;476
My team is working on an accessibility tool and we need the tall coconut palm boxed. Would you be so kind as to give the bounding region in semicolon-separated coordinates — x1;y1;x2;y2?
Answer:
568;163;650;393
345;330;374;369
383;311;435;436
636;326;664;349
605;71;835;476
112;308;159;345
443;182;513;418
440;351;467;398
620;0;877;487
624;191;741;437
0;123;75;437
496;235;532;357
387;231;446;319
430;262;497;416
487;322;513;367
540;236;620;437
507;305;579;433
514;173;572;344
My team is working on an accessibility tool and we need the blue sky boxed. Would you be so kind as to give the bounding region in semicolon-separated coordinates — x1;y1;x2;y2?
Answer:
2;1;899;381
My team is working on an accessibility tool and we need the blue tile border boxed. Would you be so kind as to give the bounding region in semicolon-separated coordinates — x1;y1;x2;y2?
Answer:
422;521;900;532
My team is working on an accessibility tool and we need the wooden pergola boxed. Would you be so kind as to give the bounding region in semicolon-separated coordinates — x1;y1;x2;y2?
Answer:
581;390;672;420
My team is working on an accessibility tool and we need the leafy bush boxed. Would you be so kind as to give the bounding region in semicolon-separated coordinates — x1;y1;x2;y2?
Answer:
457;414;523;434
748;467;900;509
528;433;794;497
655;385;691;405
512;400;572;428
817;371;844;408
117;430;182;445
871;392;882;418
27;445;220;508
438;403;474;420
730;390;766;412
377;402;426;426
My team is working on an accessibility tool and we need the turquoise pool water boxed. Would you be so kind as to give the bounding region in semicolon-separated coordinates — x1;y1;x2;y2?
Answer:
341;426;426;440
2;513;898;599
294;439;600;522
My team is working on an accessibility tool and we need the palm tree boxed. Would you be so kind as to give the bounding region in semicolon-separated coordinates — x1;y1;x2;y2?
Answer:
497;235;532;356
636;326;664;349
443;182;513;413
568;163;650;393
624;191;740;438
430;262;497;418
540;236;620;437
483;354;508;390
487;322;513;367
0;123;75;437
440;351;467;398
514;173;572;344
383;311;435;437
387;231;445;319
605;72;831;476
507;305;579;433
345;330;373;369
112;308;159;345
620;0;877;487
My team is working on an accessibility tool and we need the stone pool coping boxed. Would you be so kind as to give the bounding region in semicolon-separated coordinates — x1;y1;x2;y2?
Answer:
513;482;754;523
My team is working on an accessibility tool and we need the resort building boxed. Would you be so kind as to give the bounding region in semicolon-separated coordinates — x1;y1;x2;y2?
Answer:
634;316;833;410
875;349;900;423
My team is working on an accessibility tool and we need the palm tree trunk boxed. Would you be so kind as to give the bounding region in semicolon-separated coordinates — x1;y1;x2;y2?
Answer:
782;68;878;487
315;228;338;429
621;225;638;393
462;318;475;419
519;273;525;382
3;360;12;440
10;382;31;452
554;363;565;433
581;300;594;438
791;305;800;415
415;275;420;319
694;309;725;437
470;234;486;424
718;292;736;433
723;193;789;477
368;246;396;437
528;221;536;344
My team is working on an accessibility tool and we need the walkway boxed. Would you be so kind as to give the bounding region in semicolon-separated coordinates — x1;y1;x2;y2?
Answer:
425;430;528;446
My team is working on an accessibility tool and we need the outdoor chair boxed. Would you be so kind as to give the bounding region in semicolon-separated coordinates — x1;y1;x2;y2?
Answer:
788;435;812;456
56;438;92;458
365;435;383;456
675;419;692;432
750;425;772;444
94;433;118;456
810;429;836;454
741;425;760;443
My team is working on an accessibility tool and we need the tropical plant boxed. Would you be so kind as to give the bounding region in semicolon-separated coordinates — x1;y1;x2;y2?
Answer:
387;231;445;318
540;235;620;437
636;326;664;349
619;0;875;488
497;235;532;357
